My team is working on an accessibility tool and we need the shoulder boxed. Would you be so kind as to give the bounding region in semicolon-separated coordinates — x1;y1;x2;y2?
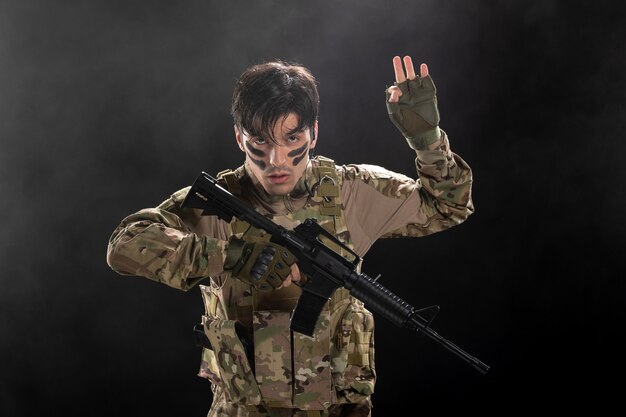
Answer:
339;163;413;183
158;165;244;210
313;155;411;182
157;186;192;210
337;163;417;199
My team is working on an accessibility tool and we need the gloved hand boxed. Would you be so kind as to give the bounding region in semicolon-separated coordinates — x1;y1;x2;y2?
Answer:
224;233;297;291
386;55;441;150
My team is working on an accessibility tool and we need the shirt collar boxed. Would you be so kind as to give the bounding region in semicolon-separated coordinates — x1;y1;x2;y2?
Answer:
239;158;318;215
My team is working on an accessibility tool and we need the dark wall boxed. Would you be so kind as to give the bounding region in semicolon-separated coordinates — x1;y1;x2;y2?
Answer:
1;0;624;415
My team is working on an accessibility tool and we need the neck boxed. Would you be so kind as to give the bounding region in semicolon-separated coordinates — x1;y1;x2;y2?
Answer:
243;160;314;214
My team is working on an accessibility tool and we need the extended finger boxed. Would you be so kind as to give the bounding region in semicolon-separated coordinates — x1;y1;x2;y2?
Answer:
404;56;416;80
393;56;406;83
420;63;429;78
420;64;436;91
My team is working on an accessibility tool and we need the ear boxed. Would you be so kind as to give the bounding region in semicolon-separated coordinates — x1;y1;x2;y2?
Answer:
310;120;318;149
234;126;245;152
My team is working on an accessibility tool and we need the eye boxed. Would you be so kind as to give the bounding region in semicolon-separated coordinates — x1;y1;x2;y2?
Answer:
252;137;267;145
288;135;300;143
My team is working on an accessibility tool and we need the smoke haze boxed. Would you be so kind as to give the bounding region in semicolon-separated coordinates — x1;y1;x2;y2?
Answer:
1;0;624;414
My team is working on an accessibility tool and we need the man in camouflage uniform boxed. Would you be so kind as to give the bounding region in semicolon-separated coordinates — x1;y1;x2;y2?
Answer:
106;56;473;417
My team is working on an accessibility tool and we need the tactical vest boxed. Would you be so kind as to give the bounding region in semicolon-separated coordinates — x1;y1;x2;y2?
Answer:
197;157;376;415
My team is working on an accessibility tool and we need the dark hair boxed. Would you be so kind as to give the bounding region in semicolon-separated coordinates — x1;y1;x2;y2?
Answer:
231;60;319;142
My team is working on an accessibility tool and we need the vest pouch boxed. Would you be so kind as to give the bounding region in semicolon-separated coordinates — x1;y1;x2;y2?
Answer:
293;310;332;410
253;310;332;410
203;316;262;406
197;316;221;386
330;302;376;402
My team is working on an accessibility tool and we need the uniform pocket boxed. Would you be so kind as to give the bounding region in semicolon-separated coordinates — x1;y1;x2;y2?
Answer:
203;316;262;406
253;310;293;407
292;310;332;410
253;310;332;410
197;345;221;386
331;301;376;400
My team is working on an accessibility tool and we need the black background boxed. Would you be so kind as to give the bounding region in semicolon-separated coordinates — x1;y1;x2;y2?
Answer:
1;0;625;415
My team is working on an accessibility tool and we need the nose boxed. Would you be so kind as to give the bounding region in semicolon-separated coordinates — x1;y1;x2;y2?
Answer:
269;145;287;167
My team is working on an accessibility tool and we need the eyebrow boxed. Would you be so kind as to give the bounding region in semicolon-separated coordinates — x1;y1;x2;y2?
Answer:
285;127;306;136
249;127;307;143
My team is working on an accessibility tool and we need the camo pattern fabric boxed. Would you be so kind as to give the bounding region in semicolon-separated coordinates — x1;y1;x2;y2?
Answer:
106;189;227;291
203;316;262;406
340;131;473;248
291;311;332;410
208;384;370;417
251;310;332;410
202;288;368;417
192;158;376;415
252;311;293;407
107;141;473;417
329;301;375;400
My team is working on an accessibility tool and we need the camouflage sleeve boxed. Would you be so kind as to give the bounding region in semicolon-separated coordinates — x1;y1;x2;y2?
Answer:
106;188;227;291
341;130;473;254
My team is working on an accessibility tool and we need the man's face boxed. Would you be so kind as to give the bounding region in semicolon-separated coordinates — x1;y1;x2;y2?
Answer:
235;113;318;196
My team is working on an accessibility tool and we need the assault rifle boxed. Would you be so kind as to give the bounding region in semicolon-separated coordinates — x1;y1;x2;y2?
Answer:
181;171;490;374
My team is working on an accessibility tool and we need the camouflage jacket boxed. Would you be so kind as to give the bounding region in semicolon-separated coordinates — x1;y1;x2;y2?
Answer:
106;130;473;416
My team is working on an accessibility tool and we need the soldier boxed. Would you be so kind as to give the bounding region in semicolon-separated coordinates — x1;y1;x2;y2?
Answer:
106;55;474;417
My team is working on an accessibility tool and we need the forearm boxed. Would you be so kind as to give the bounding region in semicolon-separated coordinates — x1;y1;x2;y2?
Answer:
106;208;227;291
412;130;474;225
384;58;473;225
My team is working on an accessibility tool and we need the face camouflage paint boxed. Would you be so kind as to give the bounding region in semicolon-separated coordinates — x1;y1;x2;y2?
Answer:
247;154;267;170
235;113;317;196
243;139;269;170
291;143;309;166
244;140;267;157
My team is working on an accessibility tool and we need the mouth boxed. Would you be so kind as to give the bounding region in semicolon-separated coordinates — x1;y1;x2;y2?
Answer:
267;173;290;184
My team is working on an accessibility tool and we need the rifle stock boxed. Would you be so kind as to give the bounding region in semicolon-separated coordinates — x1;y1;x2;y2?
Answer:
181;172;490;374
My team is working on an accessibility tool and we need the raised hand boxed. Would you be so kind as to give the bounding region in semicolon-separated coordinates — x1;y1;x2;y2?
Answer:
386;56;441;148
